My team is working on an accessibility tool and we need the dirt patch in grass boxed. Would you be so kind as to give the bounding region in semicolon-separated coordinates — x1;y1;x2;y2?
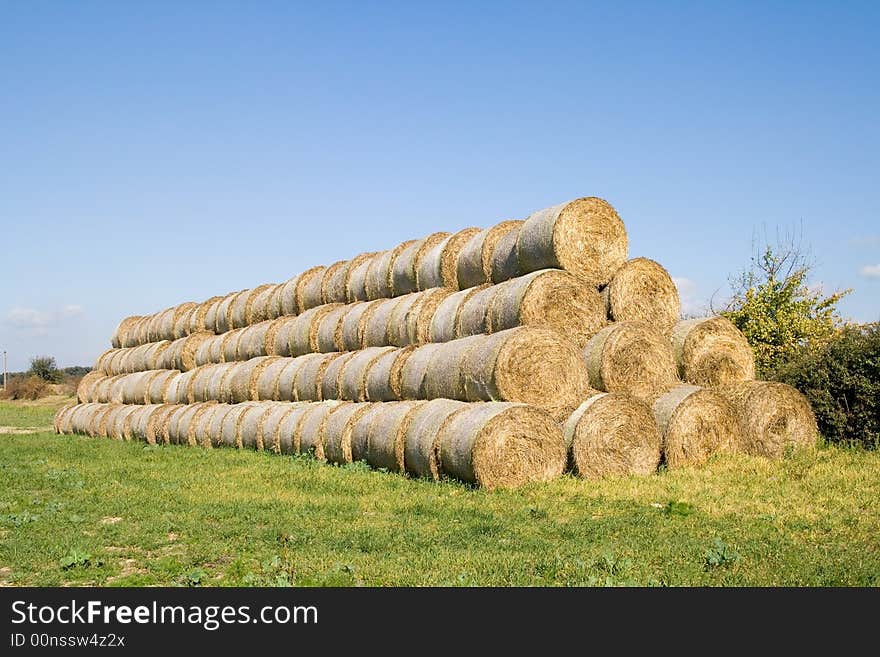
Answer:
0;425;51;434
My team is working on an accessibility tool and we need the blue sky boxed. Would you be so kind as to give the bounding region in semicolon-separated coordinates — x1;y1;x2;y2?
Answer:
1;1;878;371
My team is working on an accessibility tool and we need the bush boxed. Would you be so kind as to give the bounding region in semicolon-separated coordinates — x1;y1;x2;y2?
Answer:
28;356;62;383
772;323;880;448
0;375;49;401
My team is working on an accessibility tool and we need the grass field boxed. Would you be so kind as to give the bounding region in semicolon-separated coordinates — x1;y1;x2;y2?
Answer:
1;398;878;586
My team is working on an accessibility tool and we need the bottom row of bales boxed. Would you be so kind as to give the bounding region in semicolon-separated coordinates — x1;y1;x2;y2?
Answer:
55;380;817;490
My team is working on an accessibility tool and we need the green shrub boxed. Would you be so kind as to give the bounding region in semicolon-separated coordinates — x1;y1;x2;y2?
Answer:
772;323;880;448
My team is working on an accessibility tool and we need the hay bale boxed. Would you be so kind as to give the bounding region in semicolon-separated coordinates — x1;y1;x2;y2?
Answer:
111;316;139;348
296;266;328;313
213;291;240;334
127;404;157;442
364;401;426;471
258;403;304;453
165;404;199;446
386;293;423;347
487;269;606;348
517;197;628;286
456;285;497;338
432;227;479;289
106;405;136;440
423;334;484;399
322;403;373;464
206;404;235;448
670;317;756;387
189;364;219;402
399;343;444;399
122;370;164;404
278;276;301;317
404;399;468;480
439;402;567;489
219;402;262;448
411;288;454;344
462;327;590;421
339;346;397;401
228;356;278;403
391;240;423;296
267;315;297;357
456;221;523;290
173;332;212;371
274;357;311;401
207;363;238;402
295;352;340;402
95;348;115;373
489;223;524;283
190;403;226;448
429;287;486;343
255;358;292;400
652;384;739;469
299;401;345;459
345;252;380;302
294;304;343;356
146;370;180;404
338;301;374;351
348;403;381;463
563;393;662;478
196;296;223;334
365;347;413;401
221;329;245;363
719;381;817;458
315;304;350;353
147;404;179;445
604;258;680;334
321;260;353;305
416;234;453;289
172;303;199;339
228;289;252;330
584;321;678;400
366;241;418;299
264;283;286;321
245;285;277;325
167;370;198;404
237;321;272;360
53;403;75;434
320;351;360;400
77;371;104;403
238;403;275;450
276;404;313;454
361;298;400;347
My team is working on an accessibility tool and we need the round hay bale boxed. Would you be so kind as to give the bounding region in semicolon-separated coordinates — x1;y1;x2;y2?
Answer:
196;296;223;334
409;231;453;291
339;346;397;402
345;252;380;302
189;364;218;403
107;405;134;439
364;400;426;471
143;314;162;345
489;223;524;283
147;370;181;404
156;308;178;341
671;317;756;388
124;370;164;404
205;404;235;448
361;298;400;348
604;258;680;334
237;321;272;361
274;357;309;402
487;269;605;349
183;402;217;447
321;260;353;305
65;403;91;434
255;358;291;400
423;334;484;400
237;403;275;450
278;276;301;317
391;239;429;296
385;293;423;347
456;285;497;338
207;363;238;402
516;197;628;286
201;334;224;365
93;403;120;437
456;221;523;290
262;283;286;322
95;348;116;373
227;289;252;330
294;304;343;356
106;350;128;376
145;404;176;445
315;304;350;353
93;375;120;403
126;404;155;442
295;352;340;402
322;403;373;464
437;227;481;289
719;381;817;458
295;266;327;313
404;399;468;480
53;403;75;434
165;404;197;446
190;403;224;448
462;327;591;421
226;357;277;403
563;392;662;478
411;288;454;345
320;351;360;400
266;315;297;357
167;370;198;404
77;371;104;403
274;404;312;454
212;291;239;334
172;305;198;340
257;403;303;453
146;341;172;370
111;316;139;349
584;321;678;401
218;402;260;448
299;401;345;459
349;403;381;463
364;347;411;401
652;384;739;469
338;301;374;351
429;287;486;343
242;284;275;326
221;329;245;363
439;402;567;489
366;241;418;300
176;332;212;371
399;343;444;399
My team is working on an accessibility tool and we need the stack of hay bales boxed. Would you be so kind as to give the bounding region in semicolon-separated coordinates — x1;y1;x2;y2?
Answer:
57;195;817;489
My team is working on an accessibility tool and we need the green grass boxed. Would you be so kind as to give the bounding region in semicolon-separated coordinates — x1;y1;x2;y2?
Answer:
1;399;879;586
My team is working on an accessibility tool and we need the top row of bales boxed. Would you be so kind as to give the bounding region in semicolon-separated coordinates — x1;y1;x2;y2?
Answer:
112;197;638;348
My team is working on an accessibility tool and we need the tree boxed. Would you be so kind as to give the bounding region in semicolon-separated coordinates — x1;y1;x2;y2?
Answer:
28;355;62;383
720;230;850;376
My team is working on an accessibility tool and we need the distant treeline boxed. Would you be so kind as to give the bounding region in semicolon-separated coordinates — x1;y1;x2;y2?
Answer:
5;366;92;379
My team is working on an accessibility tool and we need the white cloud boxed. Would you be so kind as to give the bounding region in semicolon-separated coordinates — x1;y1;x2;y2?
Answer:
672;276;705;317
4;304;85;336
859;264;880;279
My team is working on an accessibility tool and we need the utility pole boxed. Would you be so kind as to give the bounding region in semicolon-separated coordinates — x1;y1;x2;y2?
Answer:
2;350;6;390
